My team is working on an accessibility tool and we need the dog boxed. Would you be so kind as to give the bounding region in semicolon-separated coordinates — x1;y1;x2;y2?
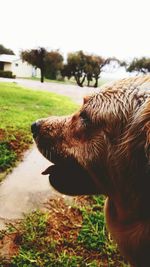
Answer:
31;75;150;266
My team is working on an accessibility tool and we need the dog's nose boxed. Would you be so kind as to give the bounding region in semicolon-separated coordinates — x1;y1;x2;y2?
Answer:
31;121;40;135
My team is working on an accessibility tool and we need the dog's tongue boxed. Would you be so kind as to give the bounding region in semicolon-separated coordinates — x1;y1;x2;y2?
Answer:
42;165;54;175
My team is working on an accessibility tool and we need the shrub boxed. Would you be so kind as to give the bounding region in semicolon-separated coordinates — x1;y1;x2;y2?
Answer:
0;70;15;78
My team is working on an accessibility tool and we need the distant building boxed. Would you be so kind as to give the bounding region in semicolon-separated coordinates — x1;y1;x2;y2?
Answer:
0;54;40;78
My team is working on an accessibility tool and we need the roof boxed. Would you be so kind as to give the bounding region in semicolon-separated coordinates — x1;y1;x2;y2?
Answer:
0;54;19;63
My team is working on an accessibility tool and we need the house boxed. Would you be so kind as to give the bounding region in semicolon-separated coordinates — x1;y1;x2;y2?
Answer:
0;54;40;78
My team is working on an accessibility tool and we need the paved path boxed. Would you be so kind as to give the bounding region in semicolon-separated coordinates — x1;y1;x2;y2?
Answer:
0;78;100;104
0;78;99;228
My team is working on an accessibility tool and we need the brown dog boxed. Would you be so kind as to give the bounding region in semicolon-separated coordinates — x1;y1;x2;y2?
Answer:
32;75;150;267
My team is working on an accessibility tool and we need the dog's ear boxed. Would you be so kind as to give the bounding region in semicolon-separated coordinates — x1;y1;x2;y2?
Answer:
119;101;150;162
137;101;150;162
136;101;150;163
83;96;90;105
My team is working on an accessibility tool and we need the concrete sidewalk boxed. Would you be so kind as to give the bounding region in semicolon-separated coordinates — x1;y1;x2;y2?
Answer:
0;78;99;228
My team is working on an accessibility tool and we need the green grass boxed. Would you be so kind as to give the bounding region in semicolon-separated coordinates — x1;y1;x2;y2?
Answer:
0;196;129;267
0;82;77;129
20;76;77;85
0;82;78;179
0;142;17;171
21;76;108;87
77;196;123;266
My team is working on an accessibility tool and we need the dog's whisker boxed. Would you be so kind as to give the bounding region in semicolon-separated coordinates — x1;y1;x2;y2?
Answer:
46;149;49;159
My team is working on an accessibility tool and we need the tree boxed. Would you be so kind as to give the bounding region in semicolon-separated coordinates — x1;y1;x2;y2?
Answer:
0;44;14;55
62;51;118;87
21;48;64;82
21;47;46;83
45;50;63;80
62;51;87;87
84;54;105;87
126;57;150;74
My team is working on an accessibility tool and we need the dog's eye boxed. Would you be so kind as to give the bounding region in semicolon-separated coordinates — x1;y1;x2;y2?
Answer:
80;111;90;125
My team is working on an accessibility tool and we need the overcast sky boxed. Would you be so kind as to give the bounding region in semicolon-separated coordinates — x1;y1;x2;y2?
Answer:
0;0;149;60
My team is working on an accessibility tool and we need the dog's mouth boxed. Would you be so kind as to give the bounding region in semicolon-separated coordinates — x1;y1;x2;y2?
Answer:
41;151;100;196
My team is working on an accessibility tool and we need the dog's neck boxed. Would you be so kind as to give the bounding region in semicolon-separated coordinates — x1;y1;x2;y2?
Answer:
108;130;150;224
105;196;150;266
108;172;150;225
106;193;144;225
106;164;150;228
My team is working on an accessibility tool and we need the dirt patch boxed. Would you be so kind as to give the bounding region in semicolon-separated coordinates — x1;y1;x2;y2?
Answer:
9;131;32;157
0;129;6;140
0;233;19;261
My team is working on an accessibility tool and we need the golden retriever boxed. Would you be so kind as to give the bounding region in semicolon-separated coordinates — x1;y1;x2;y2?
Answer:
31;75;150;266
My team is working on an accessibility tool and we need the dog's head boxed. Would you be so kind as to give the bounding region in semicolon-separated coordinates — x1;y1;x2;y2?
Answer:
32;76;150;197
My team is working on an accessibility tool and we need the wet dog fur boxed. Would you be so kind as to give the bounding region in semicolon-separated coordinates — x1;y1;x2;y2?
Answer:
32;75;150;266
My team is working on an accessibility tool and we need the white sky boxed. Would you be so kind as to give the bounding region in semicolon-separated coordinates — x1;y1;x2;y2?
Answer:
0;0;149;60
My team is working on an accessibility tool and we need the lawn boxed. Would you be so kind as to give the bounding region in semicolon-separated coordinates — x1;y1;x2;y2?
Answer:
0;82;77;180
23;76;108;87
0;196;129;266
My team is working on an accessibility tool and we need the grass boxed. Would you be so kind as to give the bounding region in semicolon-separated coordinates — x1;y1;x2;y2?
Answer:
22;76;77;85
0;196;129;266
19;76;108;87
0;142;17;172
0;82;78;180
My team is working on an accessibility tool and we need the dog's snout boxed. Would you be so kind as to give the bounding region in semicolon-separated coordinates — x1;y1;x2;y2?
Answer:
31;121;40;135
